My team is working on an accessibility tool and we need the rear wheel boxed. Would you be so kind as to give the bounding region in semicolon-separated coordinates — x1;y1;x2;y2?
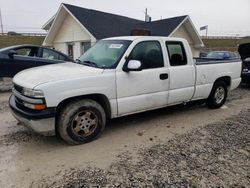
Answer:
206;81;228;109
57;99;106;145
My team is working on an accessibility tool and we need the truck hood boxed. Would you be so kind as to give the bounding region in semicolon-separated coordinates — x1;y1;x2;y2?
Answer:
238;43;250;60
13;62;104;89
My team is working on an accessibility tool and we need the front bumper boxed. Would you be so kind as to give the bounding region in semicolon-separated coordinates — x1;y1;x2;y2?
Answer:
9;94;56;136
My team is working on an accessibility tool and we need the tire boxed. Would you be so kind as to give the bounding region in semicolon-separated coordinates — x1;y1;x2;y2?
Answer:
206;81;228;109
57;99;106;145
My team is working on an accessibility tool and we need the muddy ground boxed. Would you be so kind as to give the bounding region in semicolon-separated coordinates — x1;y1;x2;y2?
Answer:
0;85;249;187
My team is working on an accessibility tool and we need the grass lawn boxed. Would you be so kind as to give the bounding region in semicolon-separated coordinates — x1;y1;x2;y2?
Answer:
0;35;45;48
202;37;250;52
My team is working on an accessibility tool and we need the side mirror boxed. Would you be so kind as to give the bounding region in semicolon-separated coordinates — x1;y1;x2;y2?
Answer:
8;50;17;58
123;60;142;72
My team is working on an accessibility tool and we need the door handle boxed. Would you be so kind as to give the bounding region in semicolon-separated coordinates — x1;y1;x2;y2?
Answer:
160;73;168;80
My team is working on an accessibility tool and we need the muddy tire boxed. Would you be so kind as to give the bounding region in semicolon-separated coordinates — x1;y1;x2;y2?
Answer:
206;81;228;109
57;99;106;145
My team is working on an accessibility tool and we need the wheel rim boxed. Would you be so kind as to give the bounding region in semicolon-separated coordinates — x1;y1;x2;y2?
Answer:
71;110;98;137
214;86;225;104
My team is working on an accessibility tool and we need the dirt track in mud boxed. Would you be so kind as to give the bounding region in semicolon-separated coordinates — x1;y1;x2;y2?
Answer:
0;86;249;187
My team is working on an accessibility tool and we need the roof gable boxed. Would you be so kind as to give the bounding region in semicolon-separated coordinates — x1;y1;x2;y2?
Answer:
63;4;144;39
63;3;187;39
138;16;188;36
43;3;203;48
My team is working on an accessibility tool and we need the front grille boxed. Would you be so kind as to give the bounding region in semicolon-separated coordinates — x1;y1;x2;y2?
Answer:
14;84;23;94
13;85;26;108
15;96;23;104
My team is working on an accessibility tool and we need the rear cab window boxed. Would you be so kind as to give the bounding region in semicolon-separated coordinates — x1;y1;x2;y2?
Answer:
165;41;187;66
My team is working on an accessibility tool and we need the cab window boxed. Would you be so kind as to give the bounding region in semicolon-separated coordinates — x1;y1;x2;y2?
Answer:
129;41;164;69
166;42;187;66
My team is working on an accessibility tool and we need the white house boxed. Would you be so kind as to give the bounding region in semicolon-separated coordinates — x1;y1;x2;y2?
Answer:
42;3;204;59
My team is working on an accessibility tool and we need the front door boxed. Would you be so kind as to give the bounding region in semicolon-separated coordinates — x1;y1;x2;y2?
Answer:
116;40;170;116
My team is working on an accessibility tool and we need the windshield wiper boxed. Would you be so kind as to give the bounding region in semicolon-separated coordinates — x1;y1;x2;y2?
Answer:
81;60;99;68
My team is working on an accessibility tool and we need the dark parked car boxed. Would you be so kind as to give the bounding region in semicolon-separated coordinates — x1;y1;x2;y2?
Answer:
204;51;239;60
238;43;250;84
0;44;73;77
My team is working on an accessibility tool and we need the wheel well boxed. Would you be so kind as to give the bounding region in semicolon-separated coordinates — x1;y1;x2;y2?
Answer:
214;76;231;88
56;94;112;119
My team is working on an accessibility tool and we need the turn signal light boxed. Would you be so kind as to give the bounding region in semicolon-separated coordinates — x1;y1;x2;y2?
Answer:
23;102;46;110
34;104;47;110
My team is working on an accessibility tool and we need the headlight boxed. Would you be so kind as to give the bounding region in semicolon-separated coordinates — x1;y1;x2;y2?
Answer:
22;88;44;98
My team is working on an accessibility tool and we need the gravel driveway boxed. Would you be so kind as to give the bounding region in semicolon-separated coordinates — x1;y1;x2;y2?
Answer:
0;86;249;187
0;78;12;92
41;109;250;188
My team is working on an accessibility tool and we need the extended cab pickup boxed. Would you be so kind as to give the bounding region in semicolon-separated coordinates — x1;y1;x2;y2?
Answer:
9;36;242;144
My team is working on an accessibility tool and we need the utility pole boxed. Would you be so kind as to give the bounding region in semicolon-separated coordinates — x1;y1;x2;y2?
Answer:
200;25;208;38
144;8;151;22
0;8;3;82
0;8;3;35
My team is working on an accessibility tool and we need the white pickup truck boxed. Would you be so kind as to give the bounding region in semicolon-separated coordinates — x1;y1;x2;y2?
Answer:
9;36;242;144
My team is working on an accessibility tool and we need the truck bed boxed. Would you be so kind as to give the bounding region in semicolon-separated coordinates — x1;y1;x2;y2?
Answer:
194;58;241;65
192;58;242;100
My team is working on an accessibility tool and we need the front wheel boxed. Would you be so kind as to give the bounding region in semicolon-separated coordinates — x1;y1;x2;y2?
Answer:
206;81;228;109
57;99;106;145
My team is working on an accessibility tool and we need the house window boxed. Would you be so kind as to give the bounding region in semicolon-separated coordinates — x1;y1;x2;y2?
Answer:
81;42;91;55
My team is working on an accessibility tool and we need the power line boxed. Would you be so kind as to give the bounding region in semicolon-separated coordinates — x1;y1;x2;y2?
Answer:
3;24;42;28
0;8;3;35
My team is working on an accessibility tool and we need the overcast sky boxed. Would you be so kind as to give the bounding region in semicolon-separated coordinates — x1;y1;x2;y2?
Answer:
0;0;249;36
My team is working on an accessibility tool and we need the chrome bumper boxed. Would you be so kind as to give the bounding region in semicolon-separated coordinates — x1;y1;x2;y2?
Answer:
11;110;55;136
9;94;56;136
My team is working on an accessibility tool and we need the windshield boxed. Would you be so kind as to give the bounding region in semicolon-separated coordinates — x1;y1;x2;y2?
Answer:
78;40;131;69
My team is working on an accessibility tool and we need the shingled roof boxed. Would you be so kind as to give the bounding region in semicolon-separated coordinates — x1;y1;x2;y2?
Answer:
63;3;187;39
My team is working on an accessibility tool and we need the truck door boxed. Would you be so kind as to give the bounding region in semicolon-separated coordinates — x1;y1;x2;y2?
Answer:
116;40;170;116
165;41;195;104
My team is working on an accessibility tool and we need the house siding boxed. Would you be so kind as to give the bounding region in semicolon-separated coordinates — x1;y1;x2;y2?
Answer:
53;14;95;59
171;25;200;57
53;42;67;56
